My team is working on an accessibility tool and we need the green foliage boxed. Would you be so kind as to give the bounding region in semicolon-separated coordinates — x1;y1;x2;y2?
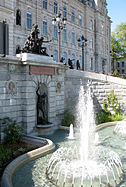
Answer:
2;118;23;145
103;90;121;115
0;144;11;166
96;111;126;125
111;22;126;59
96;90;125;124
113;69;119;76
61;109;75;127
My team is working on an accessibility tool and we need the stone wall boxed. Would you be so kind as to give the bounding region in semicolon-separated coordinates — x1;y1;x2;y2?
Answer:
0;55;126;140
64;70;126;117
0;55;66;140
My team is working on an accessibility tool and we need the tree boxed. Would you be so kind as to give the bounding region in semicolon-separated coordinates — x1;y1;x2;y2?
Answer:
111;22;126;59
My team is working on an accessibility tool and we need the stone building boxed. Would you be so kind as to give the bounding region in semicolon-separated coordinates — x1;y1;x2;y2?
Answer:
116;59;126;75
0;0;111;74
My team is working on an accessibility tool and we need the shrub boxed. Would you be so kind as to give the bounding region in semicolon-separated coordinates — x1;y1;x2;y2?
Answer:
103;90;121;115
61;109;75;127
96;90;125;124
0;144;12;166
2;118;23;145
114;69;119;76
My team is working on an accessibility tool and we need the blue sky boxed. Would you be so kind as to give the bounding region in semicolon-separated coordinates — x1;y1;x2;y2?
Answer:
107;0;126;32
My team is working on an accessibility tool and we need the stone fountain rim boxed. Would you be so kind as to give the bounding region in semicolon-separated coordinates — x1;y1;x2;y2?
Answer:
1;135;55;187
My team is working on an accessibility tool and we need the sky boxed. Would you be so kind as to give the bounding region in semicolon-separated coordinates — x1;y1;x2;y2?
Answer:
107;0;126;32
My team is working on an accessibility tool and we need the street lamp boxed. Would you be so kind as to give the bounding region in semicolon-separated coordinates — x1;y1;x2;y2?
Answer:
77;35;87;71
52;12;67;62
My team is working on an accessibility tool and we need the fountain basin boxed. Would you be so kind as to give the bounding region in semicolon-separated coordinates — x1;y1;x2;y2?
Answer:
1;135;55;187
36;123;54;135
1;121;126;187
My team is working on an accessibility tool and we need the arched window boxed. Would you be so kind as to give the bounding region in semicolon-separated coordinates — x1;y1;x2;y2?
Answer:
16;9;21;26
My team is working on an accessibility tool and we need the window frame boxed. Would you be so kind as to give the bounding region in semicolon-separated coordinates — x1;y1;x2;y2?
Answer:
26;12;32;30
63;28;67;42
63;6;67;18
79;15;82;26
54;1;58;14
71;10;75;23
43;0;47;9
43;20;47;35
72;31;75;44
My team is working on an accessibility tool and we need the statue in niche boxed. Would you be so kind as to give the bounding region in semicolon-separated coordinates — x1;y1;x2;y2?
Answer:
22;24;51;55
16;9;21;26
36;84;48;124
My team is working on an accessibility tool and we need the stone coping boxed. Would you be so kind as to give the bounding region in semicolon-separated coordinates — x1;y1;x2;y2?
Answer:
60;122;118;133
96;121;118;131
36;123;54;128
65;69;126;86
1;135;55;187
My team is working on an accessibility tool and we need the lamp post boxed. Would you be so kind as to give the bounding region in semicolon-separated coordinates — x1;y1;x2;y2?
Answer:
52;12;67;62
77;35;87;71
110;48;116;73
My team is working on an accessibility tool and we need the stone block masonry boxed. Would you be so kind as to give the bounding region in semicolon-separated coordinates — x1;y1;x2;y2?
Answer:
64;70;126;117
0;55;126;141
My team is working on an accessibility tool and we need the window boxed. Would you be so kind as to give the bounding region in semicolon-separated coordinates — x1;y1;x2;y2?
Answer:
62;52;67;65
43;0;47;9
43;20;47;35
27;12;32;29
90;19;93;30
78;34;82;46
122;69;125;74
71;10;75;22
91;58;93;70
79;55;82;69
122;61;124;67
91;37;93;49
54;1;58;14
53;50;58;62
72;31;75;44
79;15;82;26
117;62;120;68
63;6;67;18
71;54;75;67
54;25;57;38
63;28;67;41
16;9;21;25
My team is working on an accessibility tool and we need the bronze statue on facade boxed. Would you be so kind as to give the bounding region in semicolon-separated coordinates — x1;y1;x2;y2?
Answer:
36;84;48;124
22;24;51;55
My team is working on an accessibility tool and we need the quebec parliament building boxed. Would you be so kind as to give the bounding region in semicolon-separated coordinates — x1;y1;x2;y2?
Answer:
0;0;111;74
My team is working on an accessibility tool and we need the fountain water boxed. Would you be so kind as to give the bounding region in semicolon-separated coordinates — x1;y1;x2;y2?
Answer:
46;84;124;187
68;124;74;140
114;119;126;138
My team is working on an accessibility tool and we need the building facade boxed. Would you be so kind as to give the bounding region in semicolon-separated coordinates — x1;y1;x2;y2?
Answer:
116;59;126;75
0;0;111;74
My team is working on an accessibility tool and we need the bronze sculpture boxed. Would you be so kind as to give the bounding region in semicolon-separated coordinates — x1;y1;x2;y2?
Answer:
22;24;51;55
36;84;48;124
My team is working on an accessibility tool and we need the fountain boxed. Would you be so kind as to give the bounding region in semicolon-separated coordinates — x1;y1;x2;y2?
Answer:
114;119;126;138
68;124;74;140
46;84;124;187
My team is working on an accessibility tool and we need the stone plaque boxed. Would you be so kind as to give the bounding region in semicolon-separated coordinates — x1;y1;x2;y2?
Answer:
29;65;55;75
